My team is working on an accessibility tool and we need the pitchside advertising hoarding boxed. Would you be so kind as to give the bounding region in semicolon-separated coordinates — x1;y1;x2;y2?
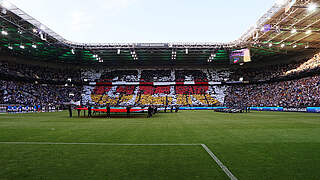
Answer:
250;107;320;113
306;107;320;113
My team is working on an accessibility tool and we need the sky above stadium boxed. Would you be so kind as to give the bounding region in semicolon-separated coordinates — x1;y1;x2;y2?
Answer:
8;0;276;43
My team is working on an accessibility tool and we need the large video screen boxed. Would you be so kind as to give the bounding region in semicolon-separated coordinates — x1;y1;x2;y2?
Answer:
229;48;251;64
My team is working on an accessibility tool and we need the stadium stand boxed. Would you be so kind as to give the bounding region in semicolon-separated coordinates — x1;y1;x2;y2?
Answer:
175;70;208;82
0;80;81;105
225;75;320;107
1;51;320;108
140;70;174;82
0;61;81;82
100;70;139;82
231;52;320;82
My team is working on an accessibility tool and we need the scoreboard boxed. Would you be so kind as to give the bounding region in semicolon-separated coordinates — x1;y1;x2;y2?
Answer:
229;48;251;64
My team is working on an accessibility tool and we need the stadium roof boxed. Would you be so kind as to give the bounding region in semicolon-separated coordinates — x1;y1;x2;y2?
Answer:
0;0;319;65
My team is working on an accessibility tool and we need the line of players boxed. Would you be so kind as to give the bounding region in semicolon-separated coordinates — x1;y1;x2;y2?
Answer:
68;105;180;118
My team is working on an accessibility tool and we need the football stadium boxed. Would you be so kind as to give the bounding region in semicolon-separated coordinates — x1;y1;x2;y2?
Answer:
0;0;320;179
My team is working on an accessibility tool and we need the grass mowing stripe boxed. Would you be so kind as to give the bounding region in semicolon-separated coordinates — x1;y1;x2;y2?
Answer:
201;144;238;180
0;142;200;146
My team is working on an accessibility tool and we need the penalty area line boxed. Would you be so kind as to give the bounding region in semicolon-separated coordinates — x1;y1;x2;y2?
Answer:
0;142;201;146
201;144;238;180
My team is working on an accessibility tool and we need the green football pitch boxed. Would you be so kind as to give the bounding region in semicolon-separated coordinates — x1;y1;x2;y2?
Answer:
0;110;320;180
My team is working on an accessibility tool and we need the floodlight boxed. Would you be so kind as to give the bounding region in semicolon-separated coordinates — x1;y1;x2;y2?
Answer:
281;44;285;48
269;43;273;47
293;44;297;48
71;49;75;54
32;44;37;48
20;45;25;49
1;8;6;14
305;30;312;34
8;46;13;50
117;49;121;55
291;29;297;33
40;25;46;30
1;30;8;36
308;3;317;12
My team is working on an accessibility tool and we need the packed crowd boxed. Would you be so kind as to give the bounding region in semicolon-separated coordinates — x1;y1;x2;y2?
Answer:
1;51;320;108
0;80;81;106
100;70;139;82
285;52;320;75
0;61;81;82
231;52;320;82
140;70;173;82
225;75;320;107
84;83;225;106
175;70;208;82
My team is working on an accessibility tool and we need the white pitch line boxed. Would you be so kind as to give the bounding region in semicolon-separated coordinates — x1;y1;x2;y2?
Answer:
0;142;200;146
201;144;238;180
0;142;237;179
